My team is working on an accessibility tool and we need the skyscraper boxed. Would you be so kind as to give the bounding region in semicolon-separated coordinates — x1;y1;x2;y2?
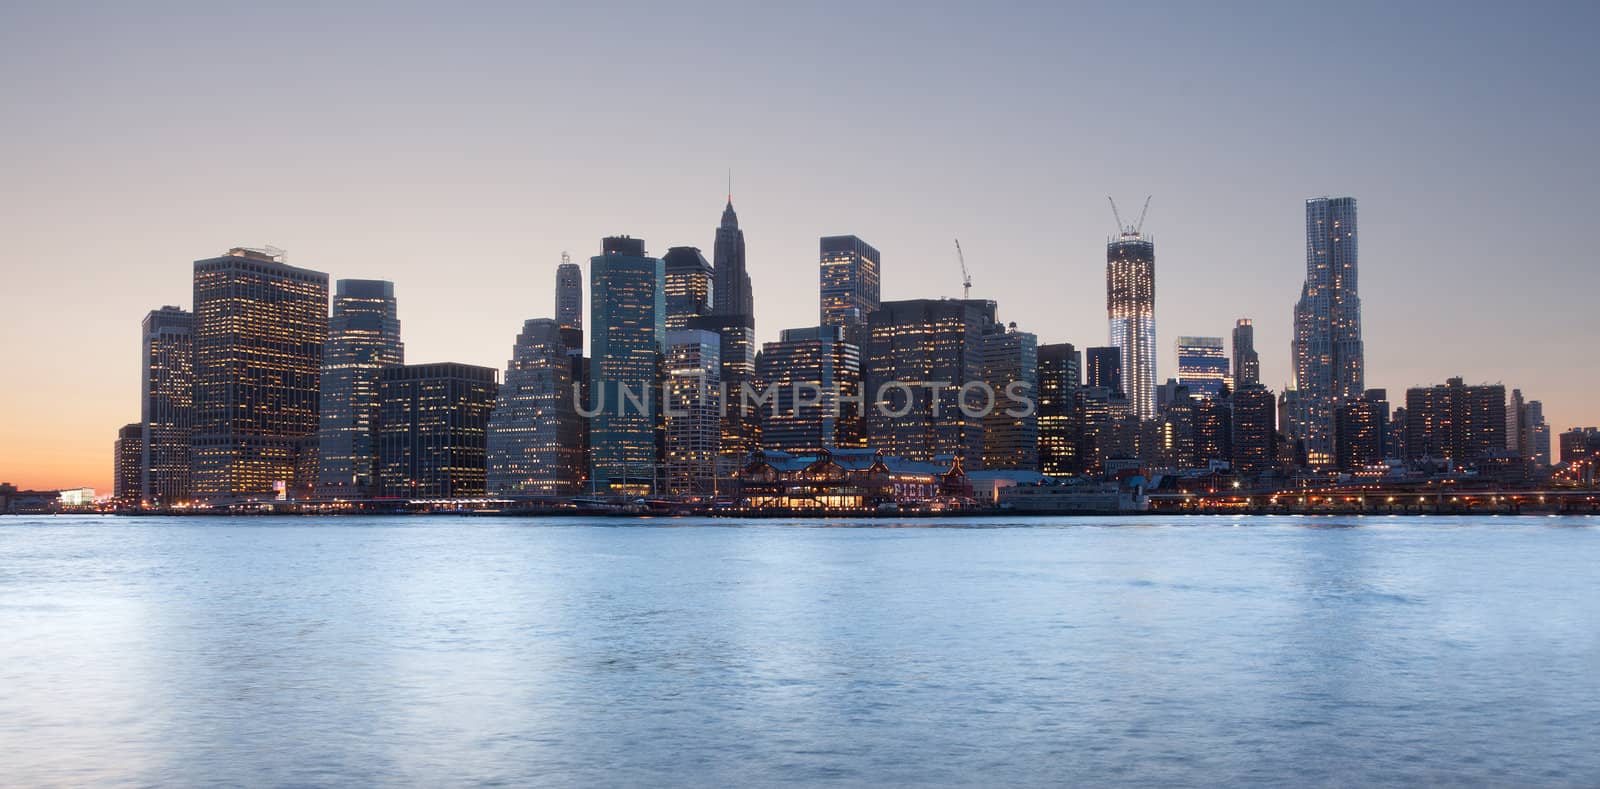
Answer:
1231;384;1277;474
191;247;328;503
864;299;996;467
140;305;193;506
1291;196;1363;466
590;236;665;494
377;363;498;498
486;319;585;496
1335;389;1389;471
1232;318;1259;387
819;235;882;347
756;325;863;455
1175;336;1229;399
1085;346;1123;395
1107;226;1156;419
980;323;1038;470
662;246;714;330
555;252;584;353
663;329;722;496
1192;389;1232;467
315;280;403;499
1404;378;1506;466
114;423;143;508
710;200;759;460
712;199;754;323
1036;343;1081;476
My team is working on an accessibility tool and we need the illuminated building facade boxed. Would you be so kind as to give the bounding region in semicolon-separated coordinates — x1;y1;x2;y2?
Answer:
1176;336;1229;399
733;448;971;512
1036;343;1081;476
1403;378;1506;466
1290;196;1363;466
664;329;722;496
191;248;328;503
590;236;665;494
1560;427;1600;465
315;280;403;499
864;299;996;468
377;363;498;498
1107;233;1156;419
1232;318;1259;387
140;305;193;506
487;319;585;496
662;246;714;331
819;234;881;347
1085;346;1123;395
980;323;1038;470
114;423;143;507
1230;383;1277;474
756;325;863;455
1334;388;1389;471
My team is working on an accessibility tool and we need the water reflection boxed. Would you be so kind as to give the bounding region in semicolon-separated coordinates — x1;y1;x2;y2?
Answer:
0;515;1595;786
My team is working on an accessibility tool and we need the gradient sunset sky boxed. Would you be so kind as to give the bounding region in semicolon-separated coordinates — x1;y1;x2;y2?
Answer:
3;1;1597;492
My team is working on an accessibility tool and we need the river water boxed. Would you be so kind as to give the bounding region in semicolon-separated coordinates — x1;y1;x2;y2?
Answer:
2;514;1596;787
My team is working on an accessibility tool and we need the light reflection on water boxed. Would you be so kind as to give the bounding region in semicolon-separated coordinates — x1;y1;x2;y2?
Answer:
1;515;1596;786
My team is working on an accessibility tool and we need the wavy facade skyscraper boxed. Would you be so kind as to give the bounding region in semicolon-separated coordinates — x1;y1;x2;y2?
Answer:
1290;196;1363;465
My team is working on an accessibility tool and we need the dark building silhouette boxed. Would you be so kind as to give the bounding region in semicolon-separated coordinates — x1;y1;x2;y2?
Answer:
114;423;143;507
710;201;758;460
1231;384;1277;474
1036;343;1081;476
1192;388;1232;467
1232;318;1260;387
378;363;498;498
555;253;584;353
1335;388;1389;471
1085;346;1123;395
1404;378;1506;466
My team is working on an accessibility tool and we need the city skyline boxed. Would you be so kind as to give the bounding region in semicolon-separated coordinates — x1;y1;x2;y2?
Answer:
3;2;1598;492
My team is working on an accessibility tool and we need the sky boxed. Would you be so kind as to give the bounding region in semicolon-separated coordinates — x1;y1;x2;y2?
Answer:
2;1;1597;492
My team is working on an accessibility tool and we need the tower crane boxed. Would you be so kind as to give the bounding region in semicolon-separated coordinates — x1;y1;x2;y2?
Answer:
954;239;972;299
1108;195;1153;237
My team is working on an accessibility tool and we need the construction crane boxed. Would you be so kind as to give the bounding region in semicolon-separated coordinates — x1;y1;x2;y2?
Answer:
953;239;973;299
1108;195;1153;237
